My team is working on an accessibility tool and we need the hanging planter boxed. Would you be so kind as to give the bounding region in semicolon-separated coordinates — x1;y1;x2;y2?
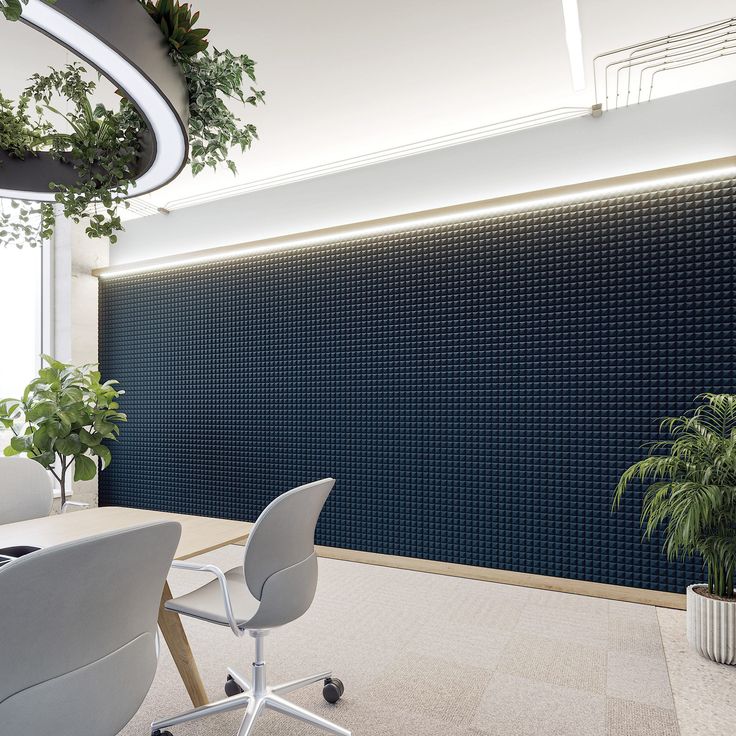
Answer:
0;0;265;246
0;0;190;203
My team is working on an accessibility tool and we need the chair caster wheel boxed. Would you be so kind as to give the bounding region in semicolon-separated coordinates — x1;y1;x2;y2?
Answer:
225;674;245;697
152;731;173;736
323;677;345;703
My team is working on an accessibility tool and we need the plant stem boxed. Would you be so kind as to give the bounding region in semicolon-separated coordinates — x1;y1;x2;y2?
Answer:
707;561;736;599
59;456;67;507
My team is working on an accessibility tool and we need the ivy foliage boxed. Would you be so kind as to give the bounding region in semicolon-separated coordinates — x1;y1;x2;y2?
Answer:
0;92;51;157
25;64;145;242
0;200;54;249
0;64;144;247
180;49;265;176
0;91;54;248
139;1;265;177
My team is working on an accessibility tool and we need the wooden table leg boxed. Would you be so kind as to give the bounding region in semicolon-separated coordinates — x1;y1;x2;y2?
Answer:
158;580;210;707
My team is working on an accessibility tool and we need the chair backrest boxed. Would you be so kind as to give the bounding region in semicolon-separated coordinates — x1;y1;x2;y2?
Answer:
242;478;334;628
0;521;180;736
0;456;53;524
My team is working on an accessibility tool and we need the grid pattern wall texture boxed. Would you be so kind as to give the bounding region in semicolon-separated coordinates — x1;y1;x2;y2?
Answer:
99;177;736;593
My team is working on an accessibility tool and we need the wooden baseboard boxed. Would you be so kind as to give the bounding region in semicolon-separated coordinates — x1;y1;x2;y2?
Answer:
314;545;687;610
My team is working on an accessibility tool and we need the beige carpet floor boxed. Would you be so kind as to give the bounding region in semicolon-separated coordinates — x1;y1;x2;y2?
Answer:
119;546;721;736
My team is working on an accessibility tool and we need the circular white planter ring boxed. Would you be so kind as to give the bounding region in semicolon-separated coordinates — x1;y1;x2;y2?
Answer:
0;0;189;202
686;584;736;665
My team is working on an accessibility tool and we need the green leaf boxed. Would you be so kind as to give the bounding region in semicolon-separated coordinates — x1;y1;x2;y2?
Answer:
73;453;97;481
94;417;115;435
31;450;56;468
57;411;73;432
79;427;101;446
27;401;56;421
33;425;52;451
41;354;67;371
3;445;20;457
93;443;111;469
46;419;64;439
1;0;23;22
61;386;84;403
55;433;81;456
38;367;58;383
10;434;33;453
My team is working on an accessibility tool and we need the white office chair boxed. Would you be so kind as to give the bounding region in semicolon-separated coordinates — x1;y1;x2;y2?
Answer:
0;521;181;736
0;456;54;523
151;478;351;736
0;456;89;523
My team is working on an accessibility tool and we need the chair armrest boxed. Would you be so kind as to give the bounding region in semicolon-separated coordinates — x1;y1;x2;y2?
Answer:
170;560;243;637
61;501;90;513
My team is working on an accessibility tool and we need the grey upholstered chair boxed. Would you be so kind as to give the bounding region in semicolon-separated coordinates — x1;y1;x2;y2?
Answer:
0;456;89;524
0;456;54;523
151;478;351;736
0;521;181;736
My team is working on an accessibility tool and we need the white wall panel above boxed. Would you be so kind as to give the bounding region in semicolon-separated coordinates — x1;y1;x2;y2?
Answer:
111;81;736;265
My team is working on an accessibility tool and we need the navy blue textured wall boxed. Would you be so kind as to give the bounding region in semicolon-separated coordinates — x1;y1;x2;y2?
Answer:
99;177;736;593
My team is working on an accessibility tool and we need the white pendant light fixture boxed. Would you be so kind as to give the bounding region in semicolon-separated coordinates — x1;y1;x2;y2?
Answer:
0;0;189;202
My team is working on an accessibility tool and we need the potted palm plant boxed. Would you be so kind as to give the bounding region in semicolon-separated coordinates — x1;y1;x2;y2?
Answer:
613;393;736;664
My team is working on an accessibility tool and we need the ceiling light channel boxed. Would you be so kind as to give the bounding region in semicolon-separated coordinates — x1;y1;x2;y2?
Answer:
562;0;586;91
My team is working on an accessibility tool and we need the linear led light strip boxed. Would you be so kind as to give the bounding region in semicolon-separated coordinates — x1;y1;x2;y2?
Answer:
0;0;187;202
96;159;736;279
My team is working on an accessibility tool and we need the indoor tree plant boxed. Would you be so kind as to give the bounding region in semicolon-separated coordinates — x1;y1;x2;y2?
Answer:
613;393;736;664
0;356;126;506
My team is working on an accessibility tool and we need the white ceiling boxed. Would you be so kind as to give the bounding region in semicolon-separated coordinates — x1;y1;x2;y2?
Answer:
1;0;735;213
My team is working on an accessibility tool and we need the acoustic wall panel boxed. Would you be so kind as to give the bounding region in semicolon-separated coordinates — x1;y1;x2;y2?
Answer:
99;177;736;593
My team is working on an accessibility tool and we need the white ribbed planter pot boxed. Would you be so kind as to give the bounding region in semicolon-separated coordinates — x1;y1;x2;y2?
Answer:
686;585;736;665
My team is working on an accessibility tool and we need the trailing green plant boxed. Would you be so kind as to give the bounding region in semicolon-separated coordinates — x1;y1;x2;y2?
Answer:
0;0;54;22
0;199;54;249
0;64;144;246
0;1;264;246
139;0;210;58
0;92;55;248
613;393;736;599
24;64;145;242
179;49;264;176
0;92;51;157
139;0;265;176
0;355;126;505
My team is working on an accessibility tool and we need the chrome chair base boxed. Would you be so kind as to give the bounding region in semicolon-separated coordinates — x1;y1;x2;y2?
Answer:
151;634;351;736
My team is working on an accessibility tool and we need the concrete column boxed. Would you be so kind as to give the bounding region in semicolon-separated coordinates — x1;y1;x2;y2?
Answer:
52;214;109;506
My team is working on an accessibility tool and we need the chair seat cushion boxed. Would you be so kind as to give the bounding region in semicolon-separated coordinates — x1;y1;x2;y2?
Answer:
165;566;259;628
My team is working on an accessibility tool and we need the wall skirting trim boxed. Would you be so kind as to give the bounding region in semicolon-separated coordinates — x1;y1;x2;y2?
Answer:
314;545;687;610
